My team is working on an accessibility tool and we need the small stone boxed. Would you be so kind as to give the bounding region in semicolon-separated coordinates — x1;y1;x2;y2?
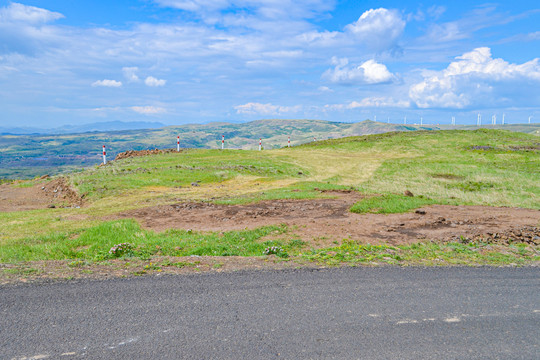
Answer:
47;204;56;208
404;190;414;197
415;210;426;215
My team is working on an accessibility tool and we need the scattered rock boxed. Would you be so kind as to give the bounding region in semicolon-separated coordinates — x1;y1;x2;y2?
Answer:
47;204;56;208
456;226;540;245
191;182;200;187
415;209;426;215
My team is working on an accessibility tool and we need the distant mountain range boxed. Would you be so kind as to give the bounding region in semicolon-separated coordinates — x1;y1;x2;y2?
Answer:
0;119;538;179
0;121;166;135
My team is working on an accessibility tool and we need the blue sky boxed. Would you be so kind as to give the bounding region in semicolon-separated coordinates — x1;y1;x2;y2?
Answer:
0;0;539;127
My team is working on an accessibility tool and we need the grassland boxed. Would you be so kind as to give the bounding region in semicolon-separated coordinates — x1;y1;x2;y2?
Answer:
1;119;538;179
0;128;539;275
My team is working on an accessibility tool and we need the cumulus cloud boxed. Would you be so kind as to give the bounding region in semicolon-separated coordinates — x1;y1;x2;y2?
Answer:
145;76;167;87
323;57;395;85
122;67;140;82
296;7;405;52
0;2;64;24
0;3;65;55
326;97;410;110
92;79;122;87
346;8;405;52
234;102;301;115
131;106;167;114
409;47;540;108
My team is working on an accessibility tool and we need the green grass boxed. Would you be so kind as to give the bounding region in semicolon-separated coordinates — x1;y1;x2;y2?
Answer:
214;181;354;205
71;149;305;200
300;239;539;266
0;220;300;262
2;218;535;267
350;194;441;214
306;129;539;209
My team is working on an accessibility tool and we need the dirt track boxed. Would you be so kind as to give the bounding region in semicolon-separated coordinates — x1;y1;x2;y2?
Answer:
117;191;540;246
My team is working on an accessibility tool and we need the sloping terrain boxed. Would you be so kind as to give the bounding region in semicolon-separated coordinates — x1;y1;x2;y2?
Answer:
0;129;538;282
1;119;538;179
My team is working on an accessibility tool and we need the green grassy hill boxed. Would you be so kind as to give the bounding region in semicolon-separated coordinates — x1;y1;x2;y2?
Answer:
0;129;538;273
1;119;538;179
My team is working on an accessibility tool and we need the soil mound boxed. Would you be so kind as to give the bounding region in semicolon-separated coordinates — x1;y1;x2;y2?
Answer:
115;148;179;160
0;177;83;212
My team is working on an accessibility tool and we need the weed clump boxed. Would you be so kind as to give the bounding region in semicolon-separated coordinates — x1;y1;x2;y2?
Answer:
263;246;288;258
108;243;134;258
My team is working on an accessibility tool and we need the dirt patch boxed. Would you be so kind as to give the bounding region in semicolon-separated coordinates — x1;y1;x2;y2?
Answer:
115;192;540;247
0;177;83;212
115;148;179;160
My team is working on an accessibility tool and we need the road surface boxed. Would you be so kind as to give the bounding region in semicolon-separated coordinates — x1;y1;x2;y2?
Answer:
1;267;539;359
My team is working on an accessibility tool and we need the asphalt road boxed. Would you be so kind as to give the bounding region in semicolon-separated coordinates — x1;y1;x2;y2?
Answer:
1;267;539;359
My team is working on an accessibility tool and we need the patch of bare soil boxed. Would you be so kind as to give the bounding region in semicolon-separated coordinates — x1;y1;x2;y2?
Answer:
114;148;178;160
0;176;83;212
115;192;540;247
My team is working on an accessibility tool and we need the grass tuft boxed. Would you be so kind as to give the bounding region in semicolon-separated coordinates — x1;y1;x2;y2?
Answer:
350;194;440;214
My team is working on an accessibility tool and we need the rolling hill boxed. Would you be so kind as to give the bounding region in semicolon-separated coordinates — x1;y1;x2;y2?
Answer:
0;119;538;179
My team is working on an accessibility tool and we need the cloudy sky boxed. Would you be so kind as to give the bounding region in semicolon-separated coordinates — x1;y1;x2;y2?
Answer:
1;0;539;127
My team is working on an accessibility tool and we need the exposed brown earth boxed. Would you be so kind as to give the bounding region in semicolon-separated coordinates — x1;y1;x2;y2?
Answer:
0;176;82;212
116;191;540;247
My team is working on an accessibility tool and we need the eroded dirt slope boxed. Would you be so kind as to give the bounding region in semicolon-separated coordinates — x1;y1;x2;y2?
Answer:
0;177;82;212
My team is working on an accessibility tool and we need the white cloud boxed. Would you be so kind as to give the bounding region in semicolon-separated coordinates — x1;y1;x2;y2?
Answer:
409;47;540;108
156;0;230;12
155;0;334;20
0;2;64;24
131;106;167;114
427;5;446;20
346;8;405;52
234;102;301;115
122;67;140;82
317;86;333;92
0;3;65;56
323;57;395;85
91;79;123;87
145;76;167;87
326;97;410;110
